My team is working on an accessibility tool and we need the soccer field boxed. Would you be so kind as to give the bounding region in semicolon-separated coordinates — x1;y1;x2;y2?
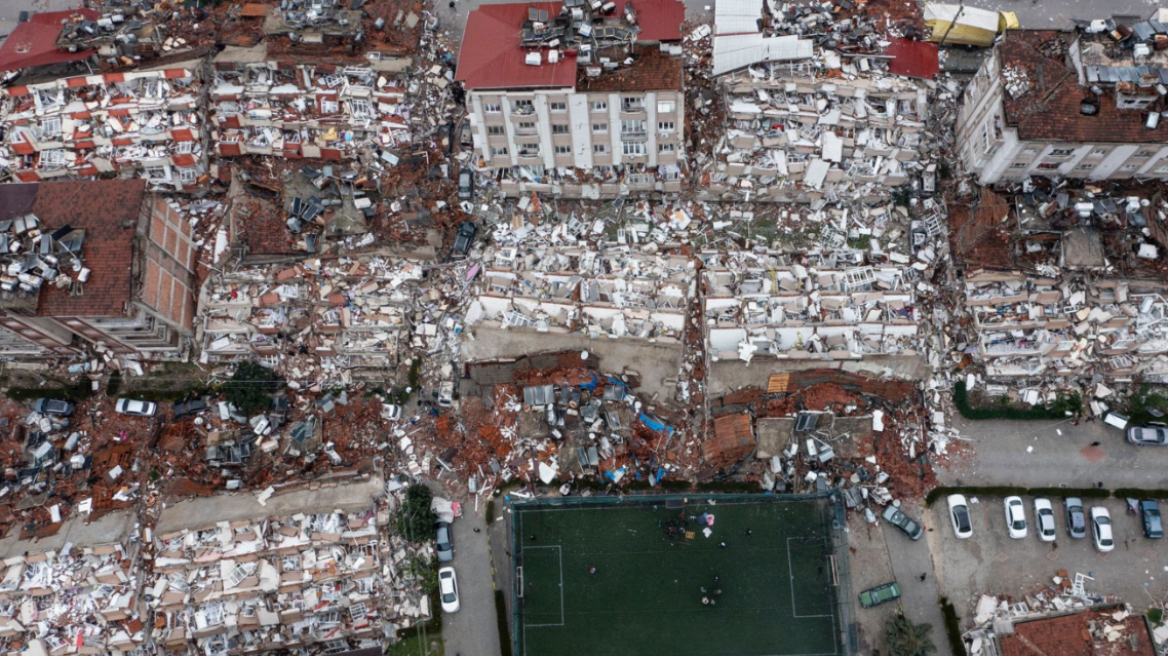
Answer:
512;495;845;656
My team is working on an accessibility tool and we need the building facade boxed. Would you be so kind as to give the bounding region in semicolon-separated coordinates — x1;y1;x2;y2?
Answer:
456;0;687;197
956;18;1168;185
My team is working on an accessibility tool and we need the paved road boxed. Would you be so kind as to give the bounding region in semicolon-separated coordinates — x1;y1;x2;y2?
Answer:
942;415;1168;489
442;508;502;656
951;0;1168;29
887;503;952;656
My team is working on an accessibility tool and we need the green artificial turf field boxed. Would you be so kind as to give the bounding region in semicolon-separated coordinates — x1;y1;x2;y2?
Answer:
512;495;843;656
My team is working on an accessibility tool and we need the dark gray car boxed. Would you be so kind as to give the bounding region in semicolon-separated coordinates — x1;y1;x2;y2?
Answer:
31;398;75;416
1142;500;1163;539
882;504;924;540
435;521;454;562
1065;497;1086;539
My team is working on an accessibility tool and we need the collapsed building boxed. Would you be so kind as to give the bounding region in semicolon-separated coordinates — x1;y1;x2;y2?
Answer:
465;246;691;342
701;251;920;364
456;0;688;197
0;180;199;360
0;64;206;188
703;0;940;203
209;45;412;164
956;13;1168;185
952;184;1168;384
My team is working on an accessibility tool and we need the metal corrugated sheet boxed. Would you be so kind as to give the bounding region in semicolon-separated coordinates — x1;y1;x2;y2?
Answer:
767;373;790;394
885;38;940;80
714;0;763;35
712;33;813;76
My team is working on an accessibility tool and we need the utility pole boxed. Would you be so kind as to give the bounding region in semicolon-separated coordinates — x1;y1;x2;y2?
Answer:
937;0;966;48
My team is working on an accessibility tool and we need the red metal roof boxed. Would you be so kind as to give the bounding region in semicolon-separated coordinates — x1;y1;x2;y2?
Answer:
884;38;939;80
0;10;99;73
455;0;683;91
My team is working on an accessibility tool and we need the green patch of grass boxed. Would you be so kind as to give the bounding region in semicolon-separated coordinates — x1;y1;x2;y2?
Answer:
847;234;872;250
496;589;513;656
953;382;1080;421
6;379;93;402
388;632;445;656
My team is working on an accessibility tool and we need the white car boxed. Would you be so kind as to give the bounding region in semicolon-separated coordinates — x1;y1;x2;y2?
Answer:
1033;498;1056;542
1004;496;1027;539
1091;507;1115;552
947;494;973;539
438;567;460;613
115;398;158;417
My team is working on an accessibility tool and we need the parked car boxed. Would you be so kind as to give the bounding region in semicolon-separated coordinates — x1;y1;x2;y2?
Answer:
1090;507;1115;552
1004;496;1027;539
438;567;460;613
947;494;973;539
1127;423;1168;446
859;582;901;608
1141;500;1163;539
438;381;455;408
115;398;158;417
173;397;208;418
1065;497;1086;539
457;170;474;200
1033;498;1056;542
452;221;476;258
882;505;924;541
31;398;75;416
435;521;454;562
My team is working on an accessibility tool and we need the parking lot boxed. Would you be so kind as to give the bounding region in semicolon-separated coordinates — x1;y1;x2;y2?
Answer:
927;496;1168;615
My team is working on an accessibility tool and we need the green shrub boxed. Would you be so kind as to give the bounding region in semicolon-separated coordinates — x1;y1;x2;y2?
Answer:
495;589;513;656
953;382;1080;421
1127;384;1168;424
106;370;122;397
659;479;694;491
1148;608;1164;625
927;485;1166;506
485;499;496;525
695;480;761;494
940;597;967;656
6;378;93;402
1114;488;1168;500
396;485;437;542
223;362;280;415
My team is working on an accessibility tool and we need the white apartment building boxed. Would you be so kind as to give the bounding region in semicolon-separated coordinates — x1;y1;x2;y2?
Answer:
455;0;686;197
956;15;1168;185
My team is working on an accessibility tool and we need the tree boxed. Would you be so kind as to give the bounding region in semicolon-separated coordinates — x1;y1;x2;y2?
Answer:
396;485;437;542
224;362;279;416
885;613;936;656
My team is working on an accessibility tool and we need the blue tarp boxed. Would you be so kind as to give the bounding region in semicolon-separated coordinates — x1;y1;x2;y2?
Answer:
639;413;674;435
578;371;600;391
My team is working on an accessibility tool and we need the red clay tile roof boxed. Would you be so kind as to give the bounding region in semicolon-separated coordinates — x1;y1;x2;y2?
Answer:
0;10;98;73
1001;613;1154;656
885;38;939;80
0;180;145;318
455;0;683;90
575;46;682;92
1000;30;1168;144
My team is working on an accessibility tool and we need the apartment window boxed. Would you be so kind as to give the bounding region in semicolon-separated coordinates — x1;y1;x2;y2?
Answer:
513;99;534;113
320;99;339;114
555;145;571;155
1076;164;1093;170
629;173;652;185
1048;148;1074;156
593;144;608;154
552;124;569;134
178;167;198;184
621;97;645;112
145;165;170;180
659;143;676;153
517;122;537;134
592;123;608;133
658;121;675;133
590;101;607;112
621;120;646;136
1010;162;1028;169
490;147;508;157
518;145;540;157
1036;163;1060;170
487;125;505;135
1137;150;1157;157
484;102;502;113
550;101;567;112
623;141;645;156
657;100;676;114
1090;148;1107;157
1156;166;1168;173
40;117;62;137
1121;164;1139;170
1022;148;1038;155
